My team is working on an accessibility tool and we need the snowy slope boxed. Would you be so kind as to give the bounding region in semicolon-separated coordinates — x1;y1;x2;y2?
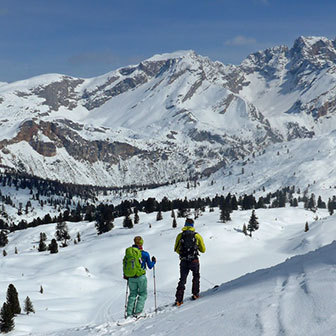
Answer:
1;204;335;335
100;240;336;336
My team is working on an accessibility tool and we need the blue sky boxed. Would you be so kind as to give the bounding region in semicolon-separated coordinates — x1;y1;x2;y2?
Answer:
0;0;335;82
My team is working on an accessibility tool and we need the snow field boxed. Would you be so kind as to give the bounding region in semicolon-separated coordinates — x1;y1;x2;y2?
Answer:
1;204;334;335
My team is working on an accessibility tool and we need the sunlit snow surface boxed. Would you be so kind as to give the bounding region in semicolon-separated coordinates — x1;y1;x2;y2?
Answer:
1;204;336;335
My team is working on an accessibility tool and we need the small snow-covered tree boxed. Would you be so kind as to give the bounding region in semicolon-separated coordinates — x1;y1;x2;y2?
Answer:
49;239;58;254
156;210;163;221
220;207;231;223
55;222;70;246
123;215;133;229
38;237;47;252
23;297;35;315
134;209;140;224
40;232;47;242
247;210;259;235
304;221;309;232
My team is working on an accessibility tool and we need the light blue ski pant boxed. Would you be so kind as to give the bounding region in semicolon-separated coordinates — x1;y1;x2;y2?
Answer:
127;275;147;316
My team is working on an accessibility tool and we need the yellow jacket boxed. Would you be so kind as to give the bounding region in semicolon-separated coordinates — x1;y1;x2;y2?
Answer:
174;226;206;255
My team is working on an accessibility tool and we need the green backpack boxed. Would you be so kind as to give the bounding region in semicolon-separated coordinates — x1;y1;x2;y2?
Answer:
123;247;145;278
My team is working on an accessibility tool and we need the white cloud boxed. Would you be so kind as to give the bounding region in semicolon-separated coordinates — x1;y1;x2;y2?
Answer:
225;35;257;46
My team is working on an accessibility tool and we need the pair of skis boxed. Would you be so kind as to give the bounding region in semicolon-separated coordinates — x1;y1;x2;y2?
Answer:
117;294;204;326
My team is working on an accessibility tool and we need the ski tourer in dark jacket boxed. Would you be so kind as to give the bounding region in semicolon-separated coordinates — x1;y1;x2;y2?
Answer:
174;218;205;306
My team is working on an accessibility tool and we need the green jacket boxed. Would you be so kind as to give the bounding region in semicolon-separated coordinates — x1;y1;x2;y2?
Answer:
174;226;206;255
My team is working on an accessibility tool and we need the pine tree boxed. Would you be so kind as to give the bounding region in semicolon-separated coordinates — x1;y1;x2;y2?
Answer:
6;284;21;315
40;285;43;294
48;239;58;254
0;230;8;247
291;198;298;207
304;221;309;232
23;297;35;315
95;210;114;235
38;238;47;252
55;222;70;247
317;196;326;209
3;250;7;257
156;210;163;221
219;207;231;223
40;232;47;242
123;215;133;229
306;194;316;210
77;232;81;242
172;218;177;228
328;198;334;215
171;210;176;218
134;209;140;224
0;302;15;333
14;247;18;254
247;210;259;234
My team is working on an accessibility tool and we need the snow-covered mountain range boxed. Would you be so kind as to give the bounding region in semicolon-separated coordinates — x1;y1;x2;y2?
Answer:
0;36;336;186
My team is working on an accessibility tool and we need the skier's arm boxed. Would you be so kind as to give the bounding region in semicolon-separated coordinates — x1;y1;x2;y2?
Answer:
196;233;206;253
143;251;155;269
174;233;182;254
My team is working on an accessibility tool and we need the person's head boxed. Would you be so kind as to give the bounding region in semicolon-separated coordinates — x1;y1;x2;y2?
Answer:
184;218;194;227
134;236;144;248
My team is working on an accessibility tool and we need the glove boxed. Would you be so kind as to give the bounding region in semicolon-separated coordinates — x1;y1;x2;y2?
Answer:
151;256;156;263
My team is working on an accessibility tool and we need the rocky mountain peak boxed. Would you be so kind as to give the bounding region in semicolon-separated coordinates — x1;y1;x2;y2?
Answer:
290;36;336;68
241;45;289;75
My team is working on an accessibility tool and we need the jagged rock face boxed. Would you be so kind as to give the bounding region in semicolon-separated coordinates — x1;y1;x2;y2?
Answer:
0;37;336;185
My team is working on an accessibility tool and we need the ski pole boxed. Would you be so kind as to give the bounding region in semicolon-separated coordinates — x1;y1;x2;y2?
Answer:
124;280;129;319
153;266;157;313
201;275;218;287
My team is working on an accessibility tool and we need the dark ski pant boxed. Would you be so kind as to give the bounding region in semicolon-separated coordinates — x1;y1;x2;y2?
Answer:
175;259;200;303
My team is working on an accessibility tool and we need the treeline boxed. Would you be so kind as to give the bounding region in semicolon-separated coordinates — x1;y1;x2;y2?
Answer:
0;170;190;200
0;172;97;200
1;182;336;237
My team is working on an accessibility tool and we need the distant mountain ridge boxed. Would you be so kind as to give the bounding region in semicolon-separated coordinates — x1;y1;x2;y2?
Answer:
0;36;336;186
